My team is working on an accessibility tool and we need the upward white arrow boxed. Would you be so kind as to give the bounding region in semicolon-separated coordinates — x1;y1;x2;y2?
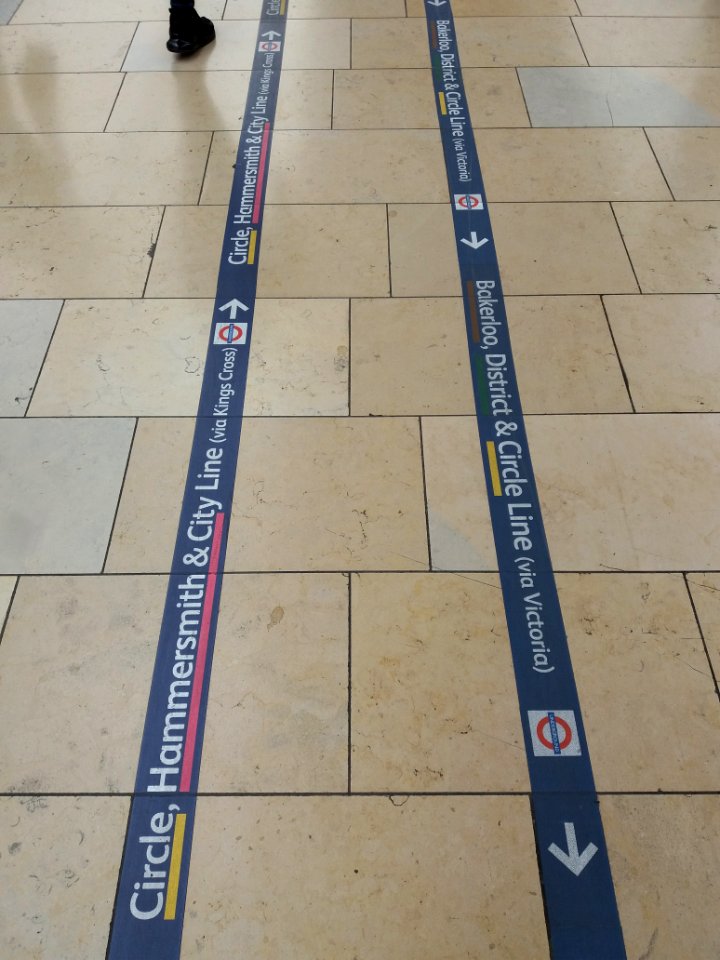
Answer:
218;299;249;321
261;30;282;39
548;823;598;877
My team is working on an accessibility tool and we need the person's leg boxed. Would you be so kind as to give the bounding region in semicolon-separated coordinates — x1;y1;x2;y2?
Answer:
167;0;215;56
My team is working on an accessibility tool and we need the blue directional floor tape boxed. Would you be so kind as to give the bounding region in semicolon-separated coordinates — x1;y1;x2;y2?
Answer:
106;4;289;957
423;2;627;957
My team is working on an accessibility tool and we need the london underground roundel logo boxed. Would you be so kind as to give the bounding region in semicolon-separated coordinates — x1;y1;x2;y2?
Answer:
213;322;247;345
454;193;484;211
528;710;581;757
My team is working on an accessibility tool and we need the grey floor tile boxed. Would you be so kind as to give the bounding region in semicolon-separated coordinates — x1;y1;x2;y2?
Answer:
0;300;60;415
0;0;22;24
519;67;720;126
0;418;135;574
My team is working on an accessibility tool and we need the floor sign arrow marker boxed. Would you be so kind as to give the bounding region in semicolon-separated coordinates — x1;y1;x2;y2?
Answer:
549;823;599;877
218;299;250;320
427;0;447;6
261;30;282;38
460;232;489;249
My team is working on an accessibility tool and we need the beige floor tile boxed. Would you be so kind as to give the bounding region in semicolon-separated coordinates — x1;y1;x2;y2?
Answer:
0;797;129;960
0;418;134;575
389;203;638;296
0;576;160;791
574;16;720;66
225;418;428;571
105;417;192;573
408;0;580;12
201;573;348;792
333;68;529;129
0;206;162;298
11;0;225;21
351;295;629;416
108;70;331;133
529;414;720;570
123;19;349;72
107;418;428;573
578;0;718;12
147;205;389;299
478;128;671;201
226;0;405;15
0;132;211;206
646;128;720;199
29;298;348;417
507;295;632;412
201;129;448;205
614;201;720;293
559;573;720;791
421;416;495;570
0;22;135;73
183;797;549;960
601;796;720;960
686;573;720;679
0;577;16;625
352;17;584;69
351;298;473;416
606;294;720;411
422;414;720;571
352;572;529;792
0;73;122;133
458;16;586;66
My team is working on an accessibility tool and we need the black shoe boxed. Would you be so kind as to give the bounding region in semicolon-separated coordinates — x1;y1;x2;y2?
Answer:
167;8;215;56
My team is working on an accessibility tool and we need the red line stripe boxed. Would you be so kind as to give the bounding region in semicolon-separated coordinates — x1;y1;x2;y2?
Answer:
179;513;225;793
252;123;271;224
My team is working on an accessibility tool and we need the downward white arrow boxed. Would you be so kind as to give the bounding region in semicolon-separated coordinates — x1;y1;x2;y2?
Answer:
261;30;282;39
218;299;249;320
427;0;447;6
548;823;598;877
460;232;489;250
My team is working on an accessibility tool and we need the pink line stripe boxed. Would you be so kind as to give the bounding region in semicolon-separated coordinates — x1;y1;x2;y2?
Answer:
252;123;271;224
179;513;225;793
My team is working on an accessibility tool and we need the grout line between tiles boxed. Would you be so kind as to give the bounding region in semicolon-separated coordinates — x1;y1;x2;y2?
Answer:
347;573;352;795
103;71;128;134
515;65;533;127
2;789;720;798
23;299;65;418
0;576;20;651
117;20;141;75
8;569;720;578
569;15;590;66
418;417;433;572
346;299;352;415
642;126;677;201
141;205;166;298
385;203;392;297
683;573;720;704
104;799;134;960
609;200;643;293
197;130;217;205
101;417;139;575
600;295;636;413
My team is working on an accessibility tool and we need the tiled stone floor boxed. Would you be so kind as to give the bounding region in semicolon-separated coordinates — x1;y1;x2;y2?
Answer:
1;1;719;958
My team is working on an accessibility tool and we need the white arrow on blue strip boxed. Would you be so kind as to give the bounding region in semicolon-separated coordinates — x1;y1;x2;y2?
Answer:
548;823;599;877
427;0;447;6
460;232;489;250
218;299;249;320
261;30;282;39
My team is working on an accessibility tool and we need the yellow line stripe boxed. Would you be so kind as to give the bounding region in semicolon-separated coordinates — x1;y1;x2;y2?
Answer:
279;0;287;12
486;442;502;497
438;92;447;115
164;813;187;921
247;229;257;265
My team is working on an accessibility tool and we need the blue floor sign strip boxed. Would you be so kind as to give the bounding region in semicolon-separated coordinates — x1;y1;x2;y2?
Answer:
423;3;627;957
106;3;288;957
